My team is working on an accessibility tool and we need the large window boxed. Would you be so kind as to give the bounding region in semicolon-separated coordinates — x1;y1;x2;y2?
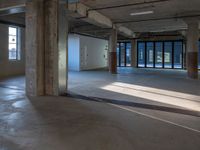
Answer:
117;42;132;67
155;42;163;68
174;41;183;69
146;42;154;67
199;41;200;69
164;42;172;68
117;43;120;66
137;40;183;69
120;43;126;66
138;42;145;67
126;43;131;66
8;26;20;60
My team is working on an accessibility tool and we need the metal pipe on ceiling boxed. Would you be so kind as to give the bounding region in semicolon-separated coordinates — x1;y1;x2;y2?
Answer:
114;14;200;24
87;0;170;11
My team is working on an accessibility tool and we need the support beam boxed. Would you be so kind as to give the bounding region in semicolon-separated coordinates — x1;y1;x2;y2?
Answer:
26;0;68;96
186;20;199;79
26;0;45;96
109;29;117;74
44;0;68;96
67;2;135;38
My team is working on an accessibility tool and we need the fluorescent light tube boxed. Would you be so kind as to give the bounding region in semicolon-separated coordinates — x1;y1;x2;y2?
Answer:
130;11;154;16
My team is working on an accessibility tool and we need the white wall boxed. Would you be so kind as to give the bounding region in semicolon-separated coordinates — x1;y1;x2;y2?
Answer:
68;34;80;71
0;24;25;79
68;34;108;71
79;35;108;70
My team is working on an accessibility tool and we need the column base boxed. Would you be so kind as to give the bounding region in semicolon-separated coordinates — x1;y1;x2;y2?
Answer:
109;52;117;74
187;52;198;79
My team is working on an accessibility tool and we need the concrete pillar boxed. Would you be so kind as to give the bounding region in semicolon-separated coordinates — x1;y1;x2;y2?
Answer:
25;0;45;96
44;0;68;96
26;0;68;96
109;29;117;74
186;21;199;79
131;39;137;67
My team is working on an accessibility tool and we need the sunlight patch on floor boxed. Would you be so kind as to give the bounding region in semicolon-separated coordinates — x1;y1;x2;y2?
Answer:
101;82;200;112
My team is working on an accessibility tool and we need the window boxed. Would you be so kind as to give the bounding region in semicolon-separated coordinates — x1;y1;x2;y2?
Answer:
174;42;183;69
164;42;172;68
138;42;145;67
117;42;132;67
8;26;20;60
137;41;183;69
117;43;120;67
126;43;131;66
155;42;163;68
120;43;126;67
199;41;200;69
146;42;154;67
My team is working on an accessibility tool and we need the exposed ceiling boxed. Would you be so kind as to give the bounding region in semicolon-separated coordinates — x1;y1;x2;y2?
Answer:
79;0;200;33
0;0;199;40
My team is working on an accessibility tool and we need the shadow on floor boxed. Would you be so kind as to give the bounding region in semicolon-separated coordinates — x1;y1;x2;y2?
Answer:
65;92;200;117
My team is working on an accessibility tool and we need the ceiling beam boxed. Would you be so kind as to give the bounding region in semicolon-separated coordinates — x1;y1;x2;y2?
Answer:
67;2;135;38
0;0;25;11
0;7;25;16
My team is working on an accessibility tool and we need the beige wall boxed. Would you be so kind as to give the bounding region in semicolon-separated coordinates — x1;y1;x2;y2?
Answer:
0;23;25;78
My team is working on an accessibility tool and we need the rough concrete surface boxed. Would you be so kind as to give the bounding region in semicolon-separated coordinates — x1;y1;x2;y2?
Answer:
0;68;200;150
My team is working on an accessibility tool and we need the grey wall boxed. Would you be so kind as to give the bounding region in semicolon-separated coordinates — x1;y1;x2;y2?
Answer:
0;24;25;78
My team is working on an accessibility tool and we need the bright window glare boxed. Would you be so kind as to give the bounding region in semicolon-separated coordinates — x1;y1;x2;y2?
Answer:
8;27;20;60
9;27;17;35
101;82;200;112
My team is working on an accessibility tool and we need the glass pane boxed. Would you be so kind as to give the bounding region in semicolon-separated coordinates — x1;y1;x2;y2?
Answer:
146;42;154;67
120;43;125;67
164;42;172;68
199;41;200;69
9;44;17;60
138;42;145;67
155;42;163;68
126;43;131;66
174;41;183;69
9;35;17;44
117;43;120;66
9;27;17;35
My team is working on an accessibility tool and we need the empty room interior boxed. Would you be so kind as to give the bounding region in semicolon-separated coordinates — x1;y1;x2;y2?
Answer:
0;0;200;150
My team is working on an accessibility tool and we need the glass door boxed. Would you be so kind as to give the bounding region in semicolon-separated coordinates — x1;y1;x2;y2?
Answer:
146;42;154;67
126;43;131;66
117;43;120;67
120;43;126;67
155;42;163;68
174;41;183;69
198;41;200;69
138;42;145;67
164;42;173;68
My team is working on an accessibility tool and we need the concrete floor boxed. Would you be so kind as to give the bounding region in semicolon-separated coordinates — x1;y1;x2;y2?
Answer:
0;68;200;150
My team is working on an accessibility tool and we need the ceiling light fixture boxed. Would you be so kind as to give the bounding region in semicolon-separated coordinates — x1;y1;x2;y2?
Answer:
130;11;154;16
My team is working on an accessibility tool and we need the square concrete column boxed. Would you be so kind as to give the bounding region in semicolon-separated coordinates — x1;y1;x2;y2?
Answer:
26;0;68;96
108;29;117;74
26;0;45;96
44;0;68;96
186;21;199;79
131;39;137;67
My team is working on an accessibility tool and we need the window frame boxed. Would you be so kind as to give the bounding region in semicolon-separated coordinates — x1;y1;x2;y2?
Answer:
8;26;21;61
137;40;184;69
117;42;132;67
